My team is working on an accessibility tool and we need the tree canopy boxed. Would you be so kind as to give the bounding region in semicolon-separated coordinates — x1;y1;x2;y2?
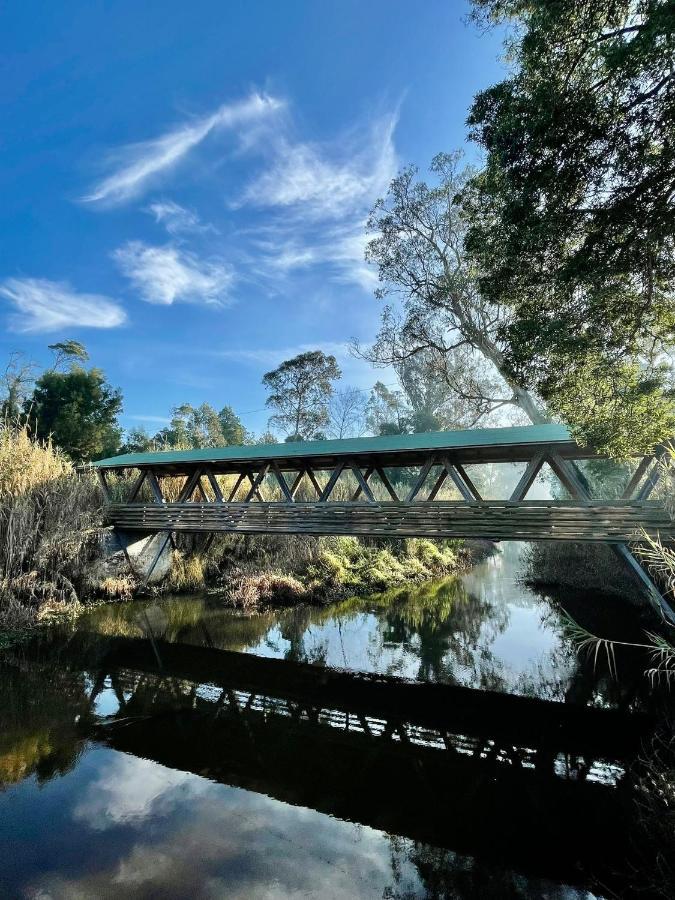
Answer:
465;0;675;455
363;152;546;426
263;351;342;440
26;365;122;462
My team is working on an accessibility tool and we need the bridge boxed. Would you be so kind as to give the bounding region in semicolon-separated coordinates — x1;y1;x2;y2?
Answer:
92;423;675;619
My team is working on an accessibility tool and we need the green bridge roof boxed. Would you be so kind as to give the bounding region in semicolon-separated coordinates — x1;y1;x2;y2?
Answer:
93;423;579;471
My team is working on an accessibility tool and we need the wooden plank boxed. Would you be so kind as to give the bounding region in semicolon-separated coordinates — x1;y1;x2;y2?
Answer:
106;499;674;543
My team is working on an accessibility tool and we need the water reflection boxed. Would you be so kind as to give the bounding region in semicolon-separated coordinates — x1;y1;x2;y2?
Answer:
0;543;658;898
75;543;649;705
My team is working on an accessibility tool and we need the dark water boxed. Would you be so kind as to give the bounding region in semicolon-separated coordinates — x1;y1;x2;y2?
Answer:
0;545;663;899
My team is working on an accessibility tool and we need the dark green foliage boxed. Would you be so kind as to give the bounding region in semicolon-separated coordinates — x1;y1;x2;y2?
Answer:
26;366;122;462
263;350;342;439
151;402;250;449
218;404;249;445
466;0;675;455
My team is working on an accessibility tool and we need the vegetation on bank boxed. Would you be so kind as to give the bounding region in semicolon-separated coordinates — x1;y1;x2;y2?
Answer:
212;535;471;610
0;425;102;629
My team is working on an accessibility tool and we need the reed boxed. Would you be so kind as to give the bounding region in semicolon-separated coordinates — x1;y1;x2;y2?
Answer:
0;423;104;627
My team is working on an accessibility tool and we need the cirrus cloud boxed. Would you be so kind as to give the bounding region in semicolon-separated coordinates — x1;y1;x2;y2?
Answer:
83;92;284;206
113;241;234;306
0;277;127;333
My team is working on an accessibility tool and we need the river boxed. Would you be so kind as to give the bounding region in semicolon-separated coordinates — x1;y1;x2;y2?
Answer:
0;543;664;898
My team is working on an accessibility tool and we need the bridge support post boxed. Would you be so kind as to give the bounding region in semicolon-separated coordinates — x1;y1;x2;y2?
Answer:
549;451;675;625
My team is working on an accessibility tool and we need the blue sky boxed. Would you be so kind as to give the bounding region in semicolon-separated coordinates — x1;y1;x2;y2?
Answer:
0;0;505;436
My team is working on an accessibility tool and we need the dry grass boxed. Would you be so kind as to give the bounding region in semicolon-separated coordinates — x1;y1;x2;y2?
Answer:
225;572;310;610
0;424;104;627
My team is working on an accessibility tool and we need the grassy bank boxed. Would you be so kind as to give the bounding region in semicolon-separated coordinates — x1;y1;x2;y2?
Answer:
189;534;478;610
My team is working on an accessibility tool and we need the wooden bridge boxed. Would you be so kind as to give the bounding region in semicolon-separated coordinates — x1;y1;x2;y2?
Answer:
92;424;675;619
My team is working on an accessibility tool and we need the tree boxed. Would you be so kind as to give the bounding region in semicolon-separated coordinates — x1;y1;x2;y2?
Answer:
47;340;89;371
1;352;37;420
366;382;408;436
465;0;675;455
327;387;368;439
366;351;498;437
362;152;547;427
155;402;224;449
218;405;249;445
119;426;153;454
26;365;122;461
263;351;342;440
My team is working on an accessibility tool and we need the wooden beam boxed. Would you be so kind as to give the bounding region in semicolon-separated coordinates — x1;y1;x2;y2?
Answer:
127;470;147;502
454;463;483;501
207;472;224;503
509;452;545;502
227;472;246;502
305;467;323;499
621;455;653;499
375;467;400;502
440;457;474;502
96;469;111;501
350;465;375;502
426;469;447;502
244;465;269;502
547;454;592;499
320;462;345;501
271;461;294;502
178;469;205;503
634;448;668;500
612;544;675;625
289;470;306;500
145;471;166;504
406;458;435;502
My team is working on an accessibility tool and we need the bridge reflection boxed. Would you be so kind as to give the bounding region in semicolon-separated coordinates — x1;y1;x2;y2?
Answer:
29;629;648;886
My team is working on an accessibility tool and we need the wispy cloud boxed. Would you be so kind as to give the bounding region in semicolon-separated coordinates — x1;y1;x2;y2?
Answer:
0;277;127;333
145;200;216;236
113;241;234;306
237;111;398;290
83;92;284;206
239;113;397;219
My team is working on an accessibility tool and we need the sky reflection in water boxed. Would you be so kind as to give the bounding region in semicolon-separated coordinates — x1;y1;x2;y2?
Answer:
0;544;626;898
